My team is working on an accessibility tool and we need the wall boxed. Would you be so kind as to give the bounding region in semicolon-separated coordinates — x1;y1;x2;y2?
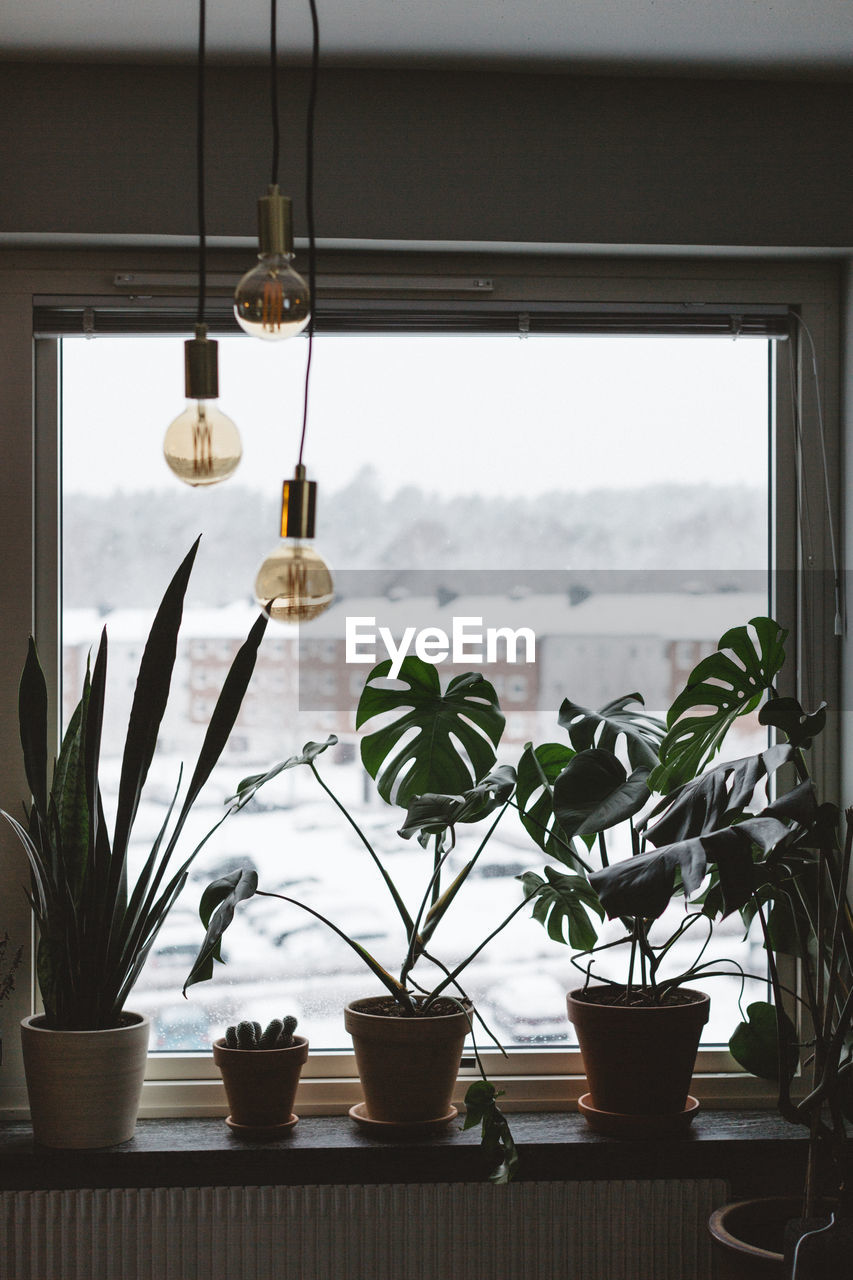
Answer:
1;62;853;248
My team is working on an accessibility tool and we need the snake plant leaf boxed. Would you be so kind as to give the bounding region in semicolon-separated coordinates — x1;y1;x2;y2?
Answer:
516;742;586;867
183;867;259;993
553;748;651;839
18;637;49;819
52;687;90;898
758;697;827;751
396;766;516;842
112;537;200;864
650;617;788;794
644;743;794;848
729;1001;798;1082
558;693;665;771
232;736;338;808
519;867;604;950
357;657;504;808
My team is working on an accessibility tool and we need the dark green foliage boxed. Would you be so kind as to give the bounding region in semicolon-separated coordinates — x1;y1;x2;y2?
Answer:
729;1001;798;1083
463;1080;519;1184
650;617;788;793
4;541;268;1030
356;658;505;808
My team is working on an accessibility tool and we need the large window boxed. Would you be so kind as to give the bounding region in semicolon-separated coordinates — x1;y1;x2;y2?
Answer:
61;324;770;1053
0;252;841;1116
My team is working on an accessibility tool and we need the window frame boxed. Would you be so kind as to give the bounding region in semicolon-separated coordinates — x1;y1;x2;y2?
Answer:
0;247;841;1119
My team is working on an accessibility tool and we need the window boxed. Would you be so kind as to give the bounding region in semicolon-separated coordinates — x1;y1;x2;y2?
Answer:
0;252;841;1117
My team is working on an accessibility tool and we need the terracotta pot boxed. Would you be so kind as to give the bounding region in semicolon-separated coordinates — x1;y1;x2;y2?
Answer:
567;986;709;1116
708;1198;796;1279
21;1011;150;1148
709;1198;848;1280
344;996;469;1125
212;1034;308;1132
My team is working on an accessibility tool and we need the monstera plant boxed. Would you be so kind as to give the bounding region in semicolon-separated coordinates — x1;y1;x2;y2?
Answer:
184;656;599;1178
516;618;809;1133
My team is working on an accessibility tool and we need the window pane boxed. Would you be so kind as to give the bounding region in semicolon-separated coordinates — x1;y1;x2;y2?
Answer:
61;331;769;1052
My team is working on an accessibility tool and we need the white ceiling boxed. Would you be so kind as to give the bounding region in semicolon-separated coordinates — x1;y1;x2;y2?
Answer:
2;0;853;74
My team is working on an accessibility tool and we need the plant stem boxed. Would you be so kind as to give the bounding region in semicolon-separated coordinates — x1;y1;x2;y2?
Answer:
309;763;414;934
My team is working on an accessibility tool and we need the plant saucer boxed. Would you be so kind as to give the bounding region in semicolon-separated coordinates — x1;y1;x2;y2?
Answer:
225;1113;299;1138
348;1102;458;1138
577;1093;699;1139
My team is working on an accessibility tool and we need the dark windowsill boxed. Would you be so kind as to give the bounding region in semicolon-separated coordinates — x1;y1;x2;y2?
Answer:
0;1111;807;1195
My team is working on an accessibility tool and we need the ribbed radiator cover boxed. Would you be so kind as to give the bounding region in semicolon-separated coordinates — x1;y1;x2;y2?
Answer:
2;1179;728;1280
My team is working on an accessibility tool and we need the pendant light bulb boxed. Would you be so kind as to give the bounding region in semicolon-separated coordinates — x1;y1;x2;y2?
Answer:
234;186;310;340
164;326;242;487
255;467;334;622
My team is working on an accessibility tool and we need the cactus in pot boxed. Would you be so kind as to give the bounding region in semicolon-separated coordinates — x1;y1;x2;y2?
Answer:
213;1014;307;1134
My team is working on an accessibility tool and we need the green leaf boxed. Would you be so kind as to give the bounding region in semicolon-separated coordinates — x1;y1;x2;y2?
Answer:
729;1001;798;1082
645;743;794;848
183;868;259;993
19;637;49;820
519;867;604;950
357;657;504;808
553;748;651;839
558;693;665;771
516;742;584;866
650;617;788;793
758;697;827;750
396;766;516;843
463;1080;519;1184
112;538;200;863
232;736;339;807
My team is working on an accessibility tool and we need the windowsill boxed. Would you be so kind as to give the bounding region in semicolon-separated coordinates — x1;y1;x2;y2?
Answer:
0;1111;807;1197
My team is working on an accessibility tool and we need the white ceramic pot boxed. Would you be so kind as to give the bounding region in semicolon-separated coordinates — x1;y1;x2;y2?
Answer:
21;1012;150;1148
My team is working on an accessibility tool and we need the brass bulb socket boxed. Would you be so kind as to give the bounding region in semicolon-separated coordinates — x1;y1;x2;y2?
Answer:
258;185;294;257
281;465;317;539
185;325;219;400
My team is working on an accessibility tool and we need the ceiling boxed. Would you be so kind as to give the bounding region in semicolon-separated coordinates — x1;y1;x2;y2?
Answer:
2;0;853;75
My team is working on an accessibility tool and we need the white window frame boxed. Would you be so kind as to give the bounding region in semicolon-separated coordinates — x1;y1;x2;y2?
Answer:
0;247;841;1119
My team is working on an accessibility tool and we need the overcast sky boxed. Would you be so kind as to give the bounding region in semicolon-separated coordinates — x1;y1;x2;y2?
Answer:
62;332;768;499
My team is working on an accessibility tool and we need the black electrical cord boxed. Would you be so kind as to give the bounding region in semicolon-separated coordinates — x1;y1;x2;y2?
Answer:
270;0;280;186
297;0;319;468
196;0;207;325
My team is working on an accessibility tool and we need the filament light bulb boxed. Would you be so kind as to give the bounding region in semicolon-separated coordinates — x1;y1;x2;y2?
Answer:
255;465;333;622
164;400;242;487
234;184;310;340
255;540;334;622
164;324;242;487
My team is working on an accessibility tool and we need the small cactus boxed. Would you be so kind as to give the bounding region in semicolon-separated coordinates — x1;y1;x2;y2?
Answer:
224;1015;298;1050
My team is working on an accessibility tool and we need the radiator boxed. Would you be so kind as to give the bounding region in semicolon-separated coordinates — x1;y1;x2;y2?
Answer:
2;1179;728;1280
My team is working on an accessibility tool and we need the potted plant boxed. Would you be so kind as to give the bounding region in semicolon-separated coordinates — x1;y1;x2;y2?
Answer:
3;539;268;1148
519;618;798;1136
212;1015;308;1135
183;658;600;1180
0;932;23;1067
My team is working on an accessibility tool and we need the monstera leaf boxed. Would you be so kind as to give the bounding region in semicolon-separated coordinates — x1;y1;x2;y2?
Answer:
357;657;505;808
553;749;651;840
183;867;259;992
650;617;788;794
644;743;794;848
729;1001;798;1083
515;742;586;867
558;693;665;771
518;867;604;950
759;696;827;750
397;766;516;846
592;811;798;922
231;736;338;809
